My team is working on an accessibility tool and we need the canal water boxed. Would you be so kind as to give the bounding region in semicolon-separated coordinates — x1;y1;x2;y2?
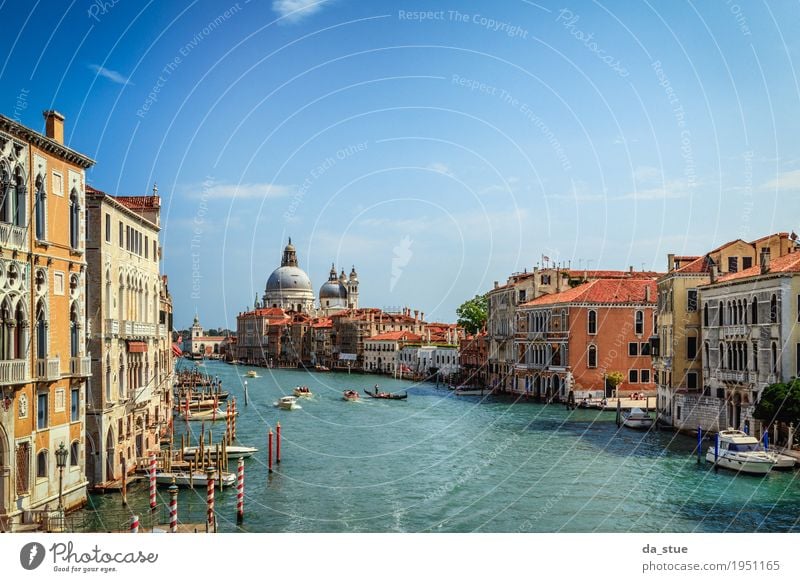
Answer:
78;360;800;532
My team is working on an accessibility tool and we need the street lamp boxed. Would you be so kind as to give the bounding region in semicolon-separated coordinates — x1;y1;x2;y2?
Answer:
55;442;68;510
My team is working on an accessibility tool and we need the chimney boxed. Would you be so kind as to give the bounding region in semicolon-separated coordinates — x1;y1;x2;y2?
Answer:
645;284;651;302
414;309;419;321
710;265;718;283
494;281;499;289
667;253;675;271
420;312;424;322
761;250;771;274
43;110;65;144
629;265;634;274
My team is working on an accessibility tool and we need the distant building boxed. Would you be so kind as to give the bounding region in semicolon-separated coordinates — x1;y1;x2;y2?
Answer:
187;316;227;357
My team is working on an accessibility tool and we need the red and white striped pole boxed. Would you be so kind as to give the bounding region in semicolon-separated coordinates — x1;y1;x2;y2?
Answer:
268;429;273;473
130;514;139;533
213;394;218;422
168;484;178;533
236;457;244;524
149;454;157;510
206;466;215;532
276;422;281;464
232;398;237;439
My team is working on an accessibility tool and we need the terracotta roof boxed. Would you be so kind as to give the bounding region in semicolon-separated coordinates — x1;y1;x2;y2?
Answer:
566;269;661;280
116;195;160;210
521;279;657;307
750;232;789;245
238;307;290;322
713;252;800;283
675;255;714;274
367;331;423;342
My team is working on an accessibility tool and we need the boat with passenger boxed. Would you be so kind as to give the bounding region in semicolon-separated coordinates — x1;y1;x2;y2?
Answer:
363;387;407;400
342;390;359;402
293;386;313;398
274;396;301;410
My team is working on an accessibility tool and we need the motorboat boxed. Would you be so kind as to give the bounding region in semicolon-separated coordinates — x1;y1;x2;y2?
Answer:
274;396;301;410
706;429;776;475
293;386;313;398
246;370;258;378
453;386;488;396
622;407;654;430
182;407;236;421
182;445;258;460
767;451;797;470
156;470;236;488
342;390;359;402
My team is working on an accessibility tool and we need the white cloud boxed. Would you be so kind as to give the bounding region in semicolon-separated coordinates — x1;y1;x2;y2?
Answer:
427;162;453;176
761;170;800;191
193;181;294;199
89;64;133;86
272;0;331;22
633;165;661;183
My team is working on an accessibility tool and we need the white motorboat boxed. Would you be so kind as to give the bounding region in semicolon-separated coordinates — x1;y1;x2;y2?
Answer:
767;451;797;470
181;407;236;421
293;386;313;398
182;445;258;460
246;370;258;378
622;407;654;430
706;429;776;475
156;471;237;488
274;395;301;410
453;386;489;396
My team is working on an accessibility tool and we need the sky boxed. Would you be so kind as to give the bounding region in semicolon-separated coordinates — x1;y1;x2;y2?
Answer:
2;0;800;329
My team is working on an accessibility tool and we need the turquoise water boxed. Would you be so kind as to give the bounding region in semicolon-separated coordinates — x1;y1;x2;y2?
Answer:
78;360;800;533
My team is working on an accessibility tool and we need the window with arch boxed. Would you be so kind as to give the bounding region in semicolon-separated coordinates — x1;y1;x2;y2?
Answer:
634;310;644;335
69;188;79;249
34;173;46;240
718;301;724;326
35;299;47;359
772;342;778;374
70;441;79;467
36;449;48;478
751;297;758;324
587;345;597;368
770;294;778;323
588;310;597;335
703;303;709;327
70;302;79;357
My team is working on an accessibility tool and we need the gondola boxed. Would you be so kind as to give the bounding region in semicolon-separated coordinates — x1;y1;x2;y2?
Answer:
363;388;408;400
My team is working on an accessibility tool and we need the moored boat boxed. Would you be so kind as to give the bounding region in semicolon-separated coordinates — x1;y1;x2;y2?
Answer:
767;451;797;470
182;407;237;421
182;445;258;460
622;407;654;430
342;390;359;402
706;429;776;475
156;470;236;488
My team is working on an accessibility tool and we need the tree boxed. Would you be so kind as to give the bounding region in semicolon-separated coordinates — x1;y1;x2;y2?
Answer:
753;379;800;426
456;294;488;335
605;371;625;396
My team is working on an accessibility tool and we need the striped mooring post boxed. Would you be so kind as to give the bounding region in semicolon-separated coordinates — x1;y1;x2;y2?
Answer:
268;429;273;473
236;457;245;524
276;422;281;464
206;466;216;532
149;454;157;510
168;484;178;533
130;514;139;533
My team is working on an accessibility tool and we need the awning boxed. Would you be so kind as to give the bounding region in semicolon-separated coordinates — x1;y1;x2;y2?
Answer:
127;341;148;353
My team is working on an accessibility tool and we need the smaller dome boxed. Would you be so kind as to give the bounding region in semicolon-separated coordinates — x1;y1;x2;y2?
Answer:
319;280;348;300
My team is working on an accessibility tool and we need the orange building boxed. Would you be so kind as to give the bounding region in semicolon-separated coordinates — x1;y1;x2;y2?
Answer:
0;111;94;531
514;279;657;400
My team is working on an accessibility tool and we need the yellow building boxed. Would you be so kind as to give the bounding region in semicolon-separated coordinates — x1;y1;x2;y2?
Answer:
0;111;94;531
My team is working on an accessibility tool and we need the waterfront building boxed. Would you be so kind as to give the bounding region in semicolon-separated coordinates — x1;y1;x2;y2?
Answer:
459;331;488;387
187;315;228;358
364;331;423;374
332;307;425;370
235;307;291;366
309;317;333;367
0;111;94;531
653;233;794;430
695;245;800;437
515;279;657;400
85;185;170;486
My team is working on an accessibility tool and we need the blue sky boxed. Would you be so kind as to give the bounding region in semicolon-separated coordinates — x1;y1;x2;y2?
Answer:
2;0;800;328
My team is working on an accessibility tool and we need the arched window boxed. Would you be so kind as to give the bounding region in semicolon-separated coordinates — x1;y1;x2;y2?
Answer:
69;189;79;249
560;309;567;331
718;343;724;370
36;449;48;478
772;342;778;374
35;299;47;359
588;345;597;368
704;342;710;363
588;310;597;335
34;173;46;240
635;310;644;335
751;297;758;324
70;441;79;466
770;294;778;323
70;302;79;357
703;303;709;327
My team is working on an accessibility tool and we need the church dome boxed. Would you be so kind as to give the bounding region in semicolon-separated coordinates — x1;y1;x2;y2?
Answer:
319;280;347;300
266;266;312;292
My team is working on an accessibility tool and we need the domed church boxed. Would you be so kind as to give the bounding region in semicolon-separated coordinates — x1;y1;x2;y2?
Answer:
259;238;359;314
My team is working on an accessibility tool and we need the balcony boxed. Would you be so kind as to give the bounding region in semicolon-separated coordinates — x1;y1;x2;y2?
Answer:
70;356;91;377
0;359;28;385
0;222;26;251
120;320;156;339
105;318;120;337
158;324;167;337
36;358;61;381
722;325;747;338
711;370;757;384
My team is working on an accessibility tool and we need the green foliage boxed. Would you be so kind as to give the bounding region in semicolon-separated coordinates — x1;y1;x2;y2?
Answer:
753;379;800;426
605;371;625;389
456;294;488;335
